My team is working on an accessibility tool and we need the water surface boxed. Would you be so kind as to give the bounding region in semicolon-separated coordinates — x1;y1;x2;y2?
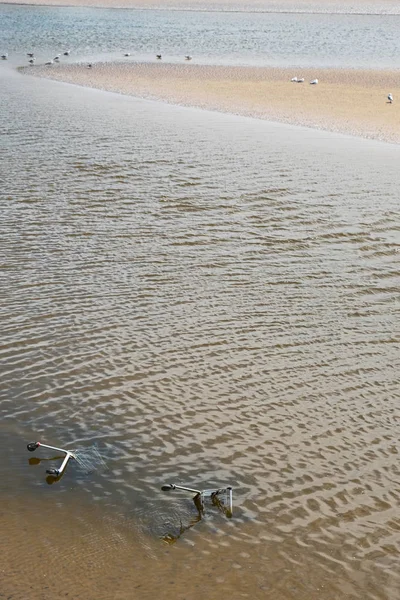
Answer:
1;6;400;600
2;4;400;68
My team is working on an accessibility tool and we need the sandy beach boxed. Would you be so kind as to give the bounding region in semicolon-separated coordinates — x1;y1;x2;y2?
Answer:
23;62;400;143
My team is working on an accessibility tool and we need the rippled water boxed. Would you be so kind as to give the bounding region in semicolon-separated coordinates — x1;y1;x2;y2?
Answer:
1;6;400;600
2;4;400;68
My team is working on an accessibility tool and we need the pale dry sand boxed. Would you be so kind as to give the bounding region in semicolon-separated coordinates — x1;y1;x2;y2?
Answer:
23;62;400;143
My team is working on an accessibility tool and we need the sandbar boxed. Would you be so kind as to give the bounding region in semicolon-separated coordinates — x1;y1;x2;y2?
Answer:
22;62;400;143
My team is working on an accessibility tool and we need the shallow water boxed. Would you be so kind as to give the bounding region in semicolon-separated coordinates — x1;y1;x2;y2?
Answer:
2;4;400;68
1;6;400;600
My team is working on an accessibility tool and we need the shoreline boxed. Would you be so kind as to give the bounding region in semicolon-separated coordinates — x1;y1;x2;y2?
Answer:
21;62;400;144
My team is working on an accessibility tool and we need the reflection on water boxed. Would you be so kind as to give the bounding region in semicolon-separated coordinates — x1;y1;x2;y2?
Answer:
161;492;204;544
0;7;400;599
27;441;108;483
160;485;233;543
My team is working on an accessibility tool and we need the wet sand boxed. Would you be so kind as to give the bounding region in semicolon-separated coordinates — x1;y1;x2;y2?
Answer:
24;62;400;144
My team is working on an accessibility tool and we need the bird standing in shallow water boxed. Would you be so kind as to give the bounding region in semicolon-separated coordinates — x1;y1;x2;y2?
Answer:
388;93;393;103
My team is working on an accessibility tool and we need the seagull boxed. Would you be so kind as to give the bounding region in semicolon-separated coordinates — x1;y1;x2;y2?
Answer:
310;79;319;84
27;52;35;58
54;56;60;62
297;78;305;83
185;55;192;61
156;54;162;59
45;60;54;65
1;53;8;60
388;93;393;103
87;63;92;68
28;58;35;65
124;53;131;57
291;77;298;82
63;50;71;56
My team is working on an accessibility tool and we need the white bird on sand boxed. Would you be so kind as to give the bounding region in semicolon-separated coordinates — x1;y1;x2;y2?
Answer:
1;53;8;60
63;50;71;56
291;76;298;82
124;52;131;57
297;78;305;83
310;78;319;84
45;60;54;65
185;55;192;60
388;93;393;103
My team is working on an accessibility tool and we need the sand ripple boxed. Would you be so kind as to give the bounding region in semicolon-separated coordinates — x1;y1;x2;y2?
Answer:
1;66;399;599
